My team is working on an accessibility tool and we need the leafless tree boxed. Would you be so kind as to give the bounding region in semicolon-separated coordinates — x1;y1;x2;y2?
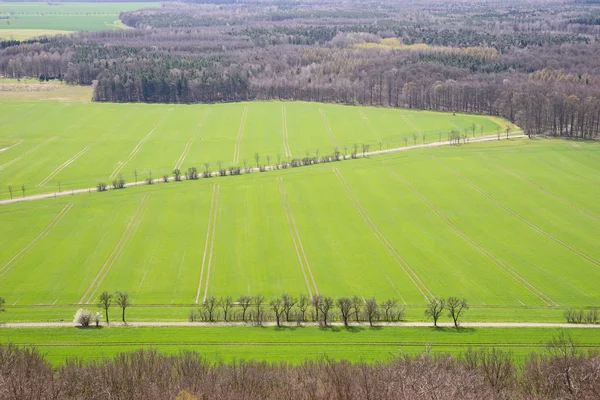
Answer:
203;296;218;322
311;295;322;322
173;168;181;181
447;296;468;328
365;298;378;327
114;291;130;323
254;152;260;168
282;294;297;322
352;296;363;323
253;295;265;325
425;298;445;327
318;296;334;326
7;185;12;199
381;299;398;322
219;296;234;322
238;296;252;322
270;298;285;326
97;291;112;325
297;294;309;322
337;297;353;326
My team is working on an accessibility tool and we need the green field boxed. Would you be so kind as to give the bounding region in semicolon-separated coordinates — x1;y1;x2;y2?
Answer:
0;2;158;39
2;326;599;365
0;98;599;325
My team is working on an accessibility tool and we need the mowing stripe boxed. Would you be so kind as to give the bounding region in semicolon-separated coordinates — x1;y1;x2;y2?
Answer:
358;110;382;142
319;108;337;147
37;111;134;188
479;153;600;223
195;184;218;304
0;136;57;171
0;204;73;279
386;165;558;307
0;140;23;153
276;177;318;298
333;167;433;301
110;108;173;180
401;114;423;135
174;108;211;171
281;106;292;158
434;157;600;270
79;194;150;304
202;184;220;303
232;106;248;165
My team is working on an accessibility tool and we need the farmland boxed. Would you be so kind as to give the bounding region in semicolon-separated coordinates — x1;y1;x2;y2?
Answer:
0;2;158;40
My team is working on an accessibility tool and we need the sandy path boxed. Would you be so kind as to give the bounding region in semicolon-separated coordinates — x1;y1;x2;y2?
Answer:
1;321;599;329
0;134;526;206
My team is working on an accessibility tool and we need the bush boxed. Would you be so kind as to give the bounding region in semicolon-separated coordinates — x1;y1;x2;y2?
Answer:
74;309;101;327
96;182;107;192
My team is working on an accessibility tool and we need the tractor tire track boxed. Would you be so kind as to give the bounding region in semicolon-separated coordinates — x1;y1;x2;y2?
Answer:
195;184;219;304
0;204;73;279
175;108;211;171
276;177;318;298
401;114;424;136
434;157;600;270
281;106;292;158
359;110;382;142
386;165;558;307
232;106;248;165
333;167;434;301
0;137;57;172
479;152;600;223
319;108;337;147
110;108;173;179
202;184;220;303
0;140;23;153
79;194;151;304
37;112;134;188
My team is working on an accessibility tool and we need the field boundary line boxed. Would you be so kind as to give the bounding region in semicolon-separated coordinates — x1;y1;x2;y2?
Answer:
276;177;318;298
0;204;73;279
319;108;337;147
195;184;218;304
174;107;211;171
0;136;57;172
333;167;434;301
434;157;600;270
232;106;248;165
281;106;292;158
358;110;382;142
401;114;424;136
386;165;558;307
110;108;173;179
202;184;220;303
478;153;600;223
37;112;134;188
79;193;151;304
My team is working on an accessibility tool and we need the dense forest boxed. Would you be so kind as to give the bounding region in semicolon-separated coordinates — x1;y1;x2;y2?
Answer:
1;0;600;137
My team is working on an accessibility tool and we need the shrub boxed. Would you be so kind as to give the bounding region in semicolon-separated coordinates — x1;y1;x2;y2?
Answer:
74;309;101;327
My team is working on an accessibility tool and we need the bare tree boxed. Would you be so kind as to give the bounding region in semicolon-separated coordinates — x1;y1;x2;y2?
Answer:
97;291;112;325
254;152;260;168
297;294;309;322
173;168;181;181
203;296;218;322
282;294;297;322
219;296;234;322
0;297;5;313
21;185;25;197
253;295;265;325
337;297;353;326
404;136;408;146
425;298;445;327
238;296;252;322
318;296;334;326
447;296;468;328
365;298;378;327
7;185;12;200
381;299;398;322
270;298;285;326
311;295;322;322
114;291;130;323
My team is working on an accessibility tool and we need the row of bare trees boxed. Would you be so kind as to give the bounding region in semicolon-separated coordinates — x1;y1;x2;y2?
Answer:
1;332;598;400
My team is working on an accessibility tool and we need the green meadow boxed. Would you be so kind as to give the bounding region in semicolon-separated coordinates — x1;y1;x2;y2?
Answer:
1;326;599;365
0;2;158;39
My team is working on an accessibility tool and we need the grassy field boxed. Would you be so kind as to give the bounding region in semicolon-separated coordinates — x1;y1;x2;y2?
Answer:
1;326;599;365
0;2;158;40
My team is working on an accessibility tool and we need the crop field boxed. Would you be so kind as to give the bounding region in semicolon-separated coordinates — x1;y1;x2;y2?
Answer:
1;326;600;365
0;95;598;324
0;2;158;40
0;100;505;199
